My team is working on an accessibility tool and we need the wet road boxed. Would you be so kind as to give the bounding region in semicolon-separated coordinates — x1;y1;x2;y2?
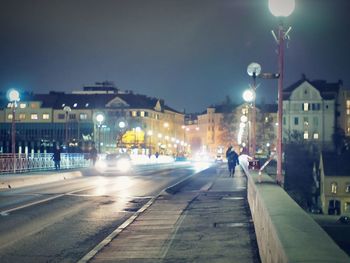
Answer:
0;162;211;263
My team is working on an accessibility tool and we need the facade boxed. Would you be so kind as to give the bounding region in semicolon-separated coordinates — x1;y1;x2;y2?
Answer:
283;76;346;150
0;82;185;155
319;151;350;215
184;104;277;159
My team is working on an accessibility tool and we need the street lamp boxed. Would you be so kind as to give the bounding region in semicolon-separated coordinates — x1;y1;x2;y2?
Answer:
96;113;105;153
63;106;72;147
7;89;20;173
269;0;295;184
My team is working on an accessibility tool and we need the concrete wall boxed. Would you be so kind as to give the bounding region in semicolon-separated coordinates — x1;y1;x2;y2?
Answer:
244;167;349;263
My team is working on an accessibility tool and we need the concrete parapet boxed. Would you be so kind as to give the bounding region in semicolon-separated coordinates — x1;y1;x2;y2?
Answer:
245;168;349;263
0;169;94;189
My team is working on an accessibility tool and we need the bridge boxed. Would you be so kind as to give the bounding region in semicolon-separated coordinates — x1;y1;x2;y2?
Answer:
0;158;349;262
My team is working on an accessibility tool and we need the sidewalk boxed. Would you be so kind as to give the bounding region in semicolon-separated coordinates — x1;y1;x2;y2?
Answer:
87;165;260;263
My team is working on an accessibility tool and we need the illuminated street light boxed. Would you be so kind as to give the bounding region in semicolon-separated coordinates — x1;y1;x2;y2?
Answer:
242;89;256;103
63;106;72;147
118;121;126;129
269;0;295;184
240;115;248;123
7;89;20;173
95;113;105;153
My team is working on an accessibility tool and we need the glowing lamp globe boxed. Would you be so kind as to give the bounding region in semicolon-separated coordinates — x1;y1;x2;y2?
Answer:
118;121;126;129
243;89;256;103
7;89;20;102
96;114;104;123
240;115;248;123
268;0;295;17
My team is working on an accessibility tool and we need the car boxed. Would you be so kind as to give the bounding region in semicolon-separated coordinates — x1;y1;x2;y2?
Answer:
337;216;350;224
215;155;223;163
96;153;132;172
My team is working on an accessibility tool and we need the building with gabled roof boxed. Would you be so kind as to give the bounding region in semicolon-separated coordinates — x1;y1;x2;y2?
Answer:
319;151;350;215
282;75;347;150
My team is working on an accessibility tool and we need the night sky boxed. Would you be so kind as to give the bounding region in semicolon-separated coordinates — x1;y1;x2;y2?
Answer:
0;0;349;113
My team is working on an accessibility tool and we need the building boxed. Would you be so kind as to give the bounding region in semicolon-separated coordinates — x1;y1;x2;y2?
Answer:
283;75;346;150
184;103;277;159
0;82;185;155
319;151;350;215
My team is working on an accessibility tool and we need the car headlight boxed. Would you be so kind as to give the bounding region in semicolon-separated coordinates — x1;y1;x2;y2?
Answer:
96;160;107;169
117;158;131;172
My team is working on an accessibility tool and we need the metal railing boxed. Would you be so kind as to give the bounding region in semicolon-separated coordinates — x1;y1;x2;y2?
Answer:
0;153;91;174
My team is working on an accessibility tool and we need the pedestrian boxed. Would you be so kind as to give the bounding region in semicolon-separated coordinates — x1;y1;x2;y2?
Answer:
90;143;98;166
52;146;61;170
226;146;239;177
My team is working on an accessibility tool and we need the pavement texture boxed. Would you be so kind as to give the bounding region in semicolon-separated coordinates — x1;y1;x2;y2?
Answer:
89;165;261;263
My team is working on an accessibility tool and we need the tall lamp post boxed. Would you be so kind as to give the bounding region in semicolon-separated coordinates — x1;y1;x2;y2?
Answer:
7;89;20;173
63;106;71;148
269;0;295;184
96;113;105;153
246;62;261;157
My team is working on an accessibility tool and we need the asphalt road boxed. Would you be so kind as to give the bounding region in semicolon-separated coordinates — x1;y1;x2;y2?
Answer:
0;162;211;263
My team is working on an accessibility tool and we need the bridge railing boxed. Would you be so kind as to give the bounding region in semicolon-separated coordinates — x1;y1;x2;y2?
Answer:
0;153;91;174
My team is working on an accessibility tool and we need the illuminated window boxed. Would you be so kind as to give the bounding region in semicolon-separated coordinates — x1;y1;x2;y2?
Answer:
43;113;50;120
242;108;248;115
331;182;337;194
313;133;319;139
30;103;38;109
31;114;38;120
347;100;350;108
265;117;269;122
347;109;350;115
132;111;137;117
7;114;13;120
346;184;350;193
303;103;309;111
140;111;145;117
19;113;26;120
345;202;350;212
80;113;88;120
19;103;26;109
303;132;309;139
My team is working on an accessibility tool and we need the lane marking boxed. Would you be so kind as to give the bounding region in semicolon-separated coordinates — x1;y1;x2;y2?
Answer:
0;185;95;215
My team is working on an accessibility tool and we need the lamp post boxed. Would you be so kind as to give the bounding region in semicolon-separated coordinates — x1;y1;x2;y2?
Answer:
63;106;72;148
243;88;256;156
269;0;295;184
245;62;261;157
7;89;20;173
96;113;105;153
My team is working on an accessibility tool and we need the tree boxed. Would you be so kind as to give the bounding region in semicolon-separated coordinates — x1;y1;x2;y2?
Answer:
219;96;238;146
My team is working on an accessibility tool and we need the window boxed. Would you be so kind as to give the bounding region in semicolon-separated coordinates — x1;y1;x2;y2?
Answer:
58;114;65;119
132;111;137;117
294;117;299;125
69;114;76;120
140;111;145;117
7;114;13;120
345;202;350;212
19;113;26;120
304;131;309;139
30;103;38;109
31;114;38;120
43;113;50;120
313;133;319;139
144;111;149;117
331;182;337;194
311;103;321;111
19;103;26;109
265;117;269;123
346;185;350;193
304;117;309;126
80;113;88;120
303;103;309;111
313;117;318;127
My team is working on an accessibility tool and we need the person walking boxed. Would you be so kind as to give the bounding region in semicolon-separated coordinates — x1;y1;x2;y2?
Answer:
52;146;61;170
90;143;98;166
226;146;239;177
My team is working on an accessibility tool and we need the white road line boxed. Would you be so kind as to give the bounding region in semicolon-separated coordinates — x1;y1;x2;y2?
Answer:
0;185;95;215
